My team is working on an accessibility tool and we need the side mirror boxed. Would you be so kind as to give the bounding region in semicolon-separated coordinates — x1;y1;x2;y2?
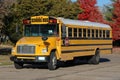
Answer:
42;36;48;41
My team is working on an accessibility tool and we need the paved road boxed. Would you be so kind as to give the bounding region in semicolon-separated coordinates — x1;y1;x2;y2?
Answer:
0;54;120;80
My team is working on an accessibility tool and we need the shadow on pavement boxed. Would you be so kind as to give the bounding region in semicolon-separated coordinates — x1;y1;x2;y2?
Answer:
100;58;110;63
23;63;48;69
21;58;110;69
59;58;111;68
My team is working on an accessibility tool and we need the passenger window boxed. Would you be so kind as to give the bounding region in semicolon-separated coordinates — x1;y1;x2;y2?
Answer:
92;29;94;38
79;29;82;38
74;28;77;37
88;29;90;38
68;28;72;37
96;30;98;38
62;25;66;38
106;30;110;38
83;29;86;38
99;30;102;38
103;30;105;38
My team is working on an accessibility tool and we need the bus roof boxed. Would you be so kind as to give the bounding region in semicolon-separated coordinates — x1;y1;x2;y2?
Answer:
57;17;111;29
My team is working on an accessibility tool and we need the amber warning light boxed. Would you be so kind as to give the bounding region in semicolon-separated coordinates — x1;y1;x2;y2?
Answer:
23;19;30;24
30;17;57;24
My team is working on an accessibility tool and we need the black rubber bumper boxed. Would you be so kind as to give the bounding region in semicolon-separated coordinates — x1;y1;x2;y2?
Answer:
10;56;49;63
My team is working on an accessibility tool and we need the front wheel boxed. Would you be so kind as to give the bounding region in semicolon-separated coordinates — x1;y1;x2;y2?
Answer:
48;52;57;70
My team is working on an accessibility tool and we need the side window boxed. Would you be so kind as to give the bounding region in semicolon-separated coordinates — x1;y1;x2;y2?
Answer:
92;29;94;38
68;28;72;37
96;30;98;38
79;28;82;38
103;30;105;38
88;29;90;38
99;30;102;38
106;30;110;38
74;28;77;38
83;29;86;38
62;25;66;38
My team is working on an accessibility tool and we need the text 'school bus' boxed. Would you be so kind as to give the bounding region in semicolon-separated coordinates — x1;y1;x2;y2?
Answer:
10;16;112;70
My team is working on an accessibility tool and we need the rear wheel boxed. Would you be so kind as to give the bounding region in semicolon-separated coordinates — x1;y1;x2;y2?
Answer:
88;49;100;64
48;52;57;70
14;62;23;69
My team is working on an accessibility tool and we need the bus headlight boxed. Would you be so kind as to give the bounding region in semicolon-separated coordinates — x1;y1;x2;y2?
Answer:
12;49;15;53
38;57;45;61
41;48;47;53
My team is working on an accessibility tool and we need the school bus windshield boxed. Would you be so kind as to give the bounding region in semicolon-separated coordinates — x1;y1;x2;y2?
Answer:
24;24;59;37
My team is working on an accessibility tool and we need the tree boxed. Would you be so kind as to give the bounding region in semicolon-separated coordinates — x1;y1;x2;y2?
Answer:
3;0;81;43
46;0;81;19
0;0;16;43
15;0;81;19
111;0;120;44
104;0;120;46
78;0;105;23
0;0;6;27
0;0;15;27
103;5;113;22
112;0;120;27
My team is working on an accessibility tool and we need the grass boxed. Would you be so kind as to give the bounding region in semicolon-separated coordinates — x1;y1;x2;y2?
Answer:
0;55;13;66
0;44;13;66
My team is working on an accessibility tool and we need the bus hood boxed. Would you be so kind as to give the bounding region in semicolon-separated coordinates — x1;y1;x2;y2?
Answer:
16;37;57;45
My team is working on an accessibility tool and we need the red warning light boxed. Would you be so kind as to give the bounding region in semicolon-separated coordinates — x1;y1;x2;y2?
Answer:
49;19;57;23
23;19;30;24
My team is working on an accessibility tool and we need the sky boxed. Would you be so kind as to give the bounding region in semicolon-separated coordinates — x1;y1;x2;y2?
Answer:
97;0;112;7
71;0;112;7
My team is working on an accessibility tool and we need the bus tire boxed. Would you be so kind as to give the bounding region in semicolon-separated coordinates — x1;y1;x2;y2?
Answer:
48;52;57;70
88;49;100;64
14;62;23;69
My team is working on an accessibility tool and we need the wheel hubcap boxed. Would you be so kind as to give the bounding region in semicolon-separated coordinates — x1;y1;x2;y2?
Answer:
52;56;57;67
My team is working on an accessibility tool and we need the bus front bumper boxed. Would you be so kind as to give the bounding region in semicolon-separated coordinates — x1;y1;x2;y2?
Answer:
10;56;49;63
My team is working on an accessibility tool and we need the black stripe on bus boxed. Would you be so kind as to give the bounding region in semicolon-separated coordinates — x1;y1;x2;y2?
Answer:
70;38;112;40
62;37;112;40
62;48;112;54
62;44;112;47
100;48;112;50
62;49;94;53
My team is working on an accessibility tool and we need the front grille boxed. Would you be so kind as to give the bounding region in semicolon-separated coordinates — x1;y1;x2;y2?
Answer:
17;45;35;54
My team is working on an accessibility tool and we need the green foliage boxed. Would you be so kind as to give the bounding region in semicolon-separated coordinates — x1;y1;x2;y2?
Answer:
3;16;22;43
16;0;81;19
46;0;81;19
3;0;81;44
17;0;47;18
0;0;13;28
103;5;113;22
103;0;117;22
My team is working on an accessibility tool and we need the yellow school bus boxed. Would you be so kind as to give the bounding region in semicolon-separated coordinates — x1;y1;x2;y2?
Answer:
10;15;112;70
